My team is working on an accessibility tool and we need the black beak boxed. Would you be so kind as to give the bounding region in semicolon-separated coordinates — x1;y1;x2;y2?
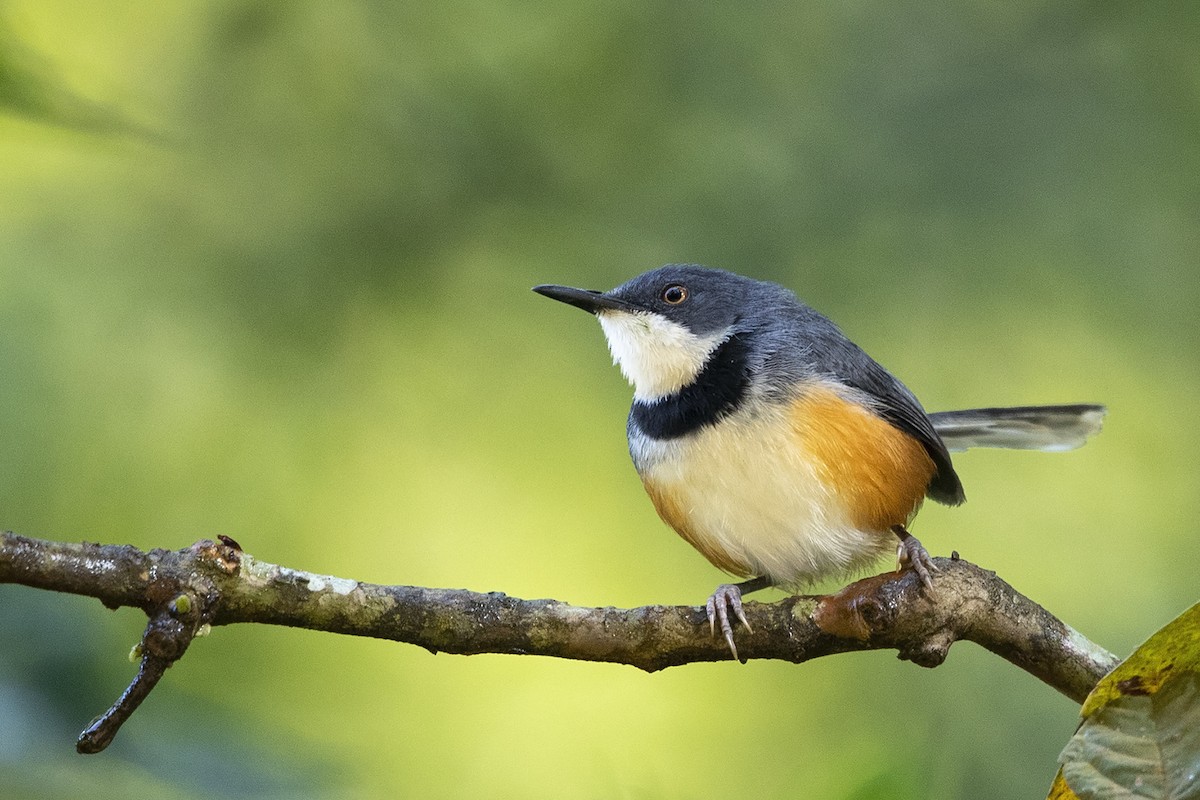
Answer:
532;284;639;314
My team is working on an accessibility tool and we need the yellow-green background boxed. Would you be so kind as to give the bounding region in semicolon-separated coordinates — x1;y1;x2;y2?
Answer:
1;2;1195;798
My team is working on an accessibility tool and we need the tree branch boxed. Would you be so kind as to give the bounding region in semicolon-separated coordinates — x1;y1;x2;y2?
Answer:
1;531;1119;752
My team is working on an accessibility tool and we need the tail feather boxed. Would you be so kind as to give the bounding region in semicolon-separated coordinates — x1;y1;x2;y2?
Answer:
929;404;1106;453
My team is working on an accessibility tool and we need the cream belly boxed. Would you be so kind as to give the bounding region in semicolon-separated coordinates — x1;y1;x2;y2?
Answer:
632;405;896;588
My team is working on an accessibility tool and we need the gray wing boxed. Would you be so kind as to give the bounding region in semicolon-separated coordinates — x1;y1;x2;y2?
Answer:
838;356;966;506
789;312;965;506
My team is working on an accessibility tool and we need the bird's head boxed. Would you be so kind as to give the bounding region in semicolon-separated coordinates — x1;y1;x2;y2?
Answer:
534;265;766;401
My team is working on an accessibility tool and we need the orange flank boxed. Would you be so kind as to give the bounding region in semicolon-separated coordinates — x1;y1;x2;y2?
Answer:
643;479;753;575
788;386;935;532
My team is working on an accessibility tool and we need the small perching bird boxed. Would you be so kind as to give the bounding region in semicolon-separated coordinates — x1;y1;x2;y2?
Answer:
534;265;1105;659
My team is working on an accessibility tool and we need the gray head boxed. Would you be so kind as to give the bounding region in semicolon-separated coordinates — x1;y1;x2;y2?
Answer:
533;264;803;401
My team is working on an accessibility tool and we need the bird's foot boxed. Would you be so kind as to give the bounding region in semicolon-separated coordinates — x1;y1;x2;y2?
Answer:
704;575;772;661
892;525;938;590
706;584;752;661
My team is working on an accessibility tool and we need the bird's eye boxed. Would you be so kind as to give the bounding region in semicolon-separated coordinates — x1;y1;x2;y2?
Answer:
662;284;688;305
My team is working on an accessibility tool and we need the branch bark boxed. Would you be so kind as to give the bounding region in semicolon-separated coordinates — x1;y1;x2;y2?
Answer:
0;531;1119;752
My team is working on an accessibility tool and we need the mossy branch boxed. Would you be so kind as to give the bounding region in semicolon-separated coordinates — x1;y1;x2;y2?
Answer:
0;531;1119;753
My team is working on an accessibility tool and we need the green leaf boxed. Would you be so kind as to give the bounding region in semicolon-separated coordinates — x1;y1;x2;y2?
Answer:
1052;603;1200;799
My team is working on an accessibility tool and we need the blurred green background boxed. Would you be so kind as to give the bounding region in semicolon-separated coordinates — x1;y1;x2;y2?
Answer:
1;1;1196;797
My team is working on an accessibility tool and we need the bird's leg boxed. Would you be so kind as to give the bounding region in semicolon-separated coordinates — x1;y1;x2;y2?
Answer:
705;575;773;661
891;525;938;590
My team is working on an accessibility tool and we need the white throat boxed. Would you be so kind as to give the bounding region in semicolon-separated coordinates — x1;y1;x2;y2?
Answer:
597;310;730;401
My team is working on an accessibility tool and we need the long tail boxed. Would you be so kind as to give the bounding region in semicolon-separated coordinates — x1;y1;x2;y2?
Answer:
929;404;1106;452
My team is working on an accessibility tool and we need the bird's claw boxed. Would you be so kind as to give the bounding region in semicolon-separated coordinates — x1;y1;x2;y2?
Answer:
706;583;753;661
893;526;939;591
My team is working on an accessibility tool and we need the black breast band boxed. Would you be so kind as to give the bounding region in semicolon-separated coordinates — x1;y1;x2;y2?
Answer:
630;333;752;440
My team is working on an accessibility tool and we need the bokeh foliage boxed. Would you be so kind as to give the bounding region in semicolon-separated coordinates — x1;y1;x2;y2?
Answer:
1;1;1197;797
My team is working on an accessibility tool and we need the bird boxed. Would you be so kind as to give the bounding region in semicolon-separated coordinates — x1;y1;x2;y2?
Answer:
533;265;1105;659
